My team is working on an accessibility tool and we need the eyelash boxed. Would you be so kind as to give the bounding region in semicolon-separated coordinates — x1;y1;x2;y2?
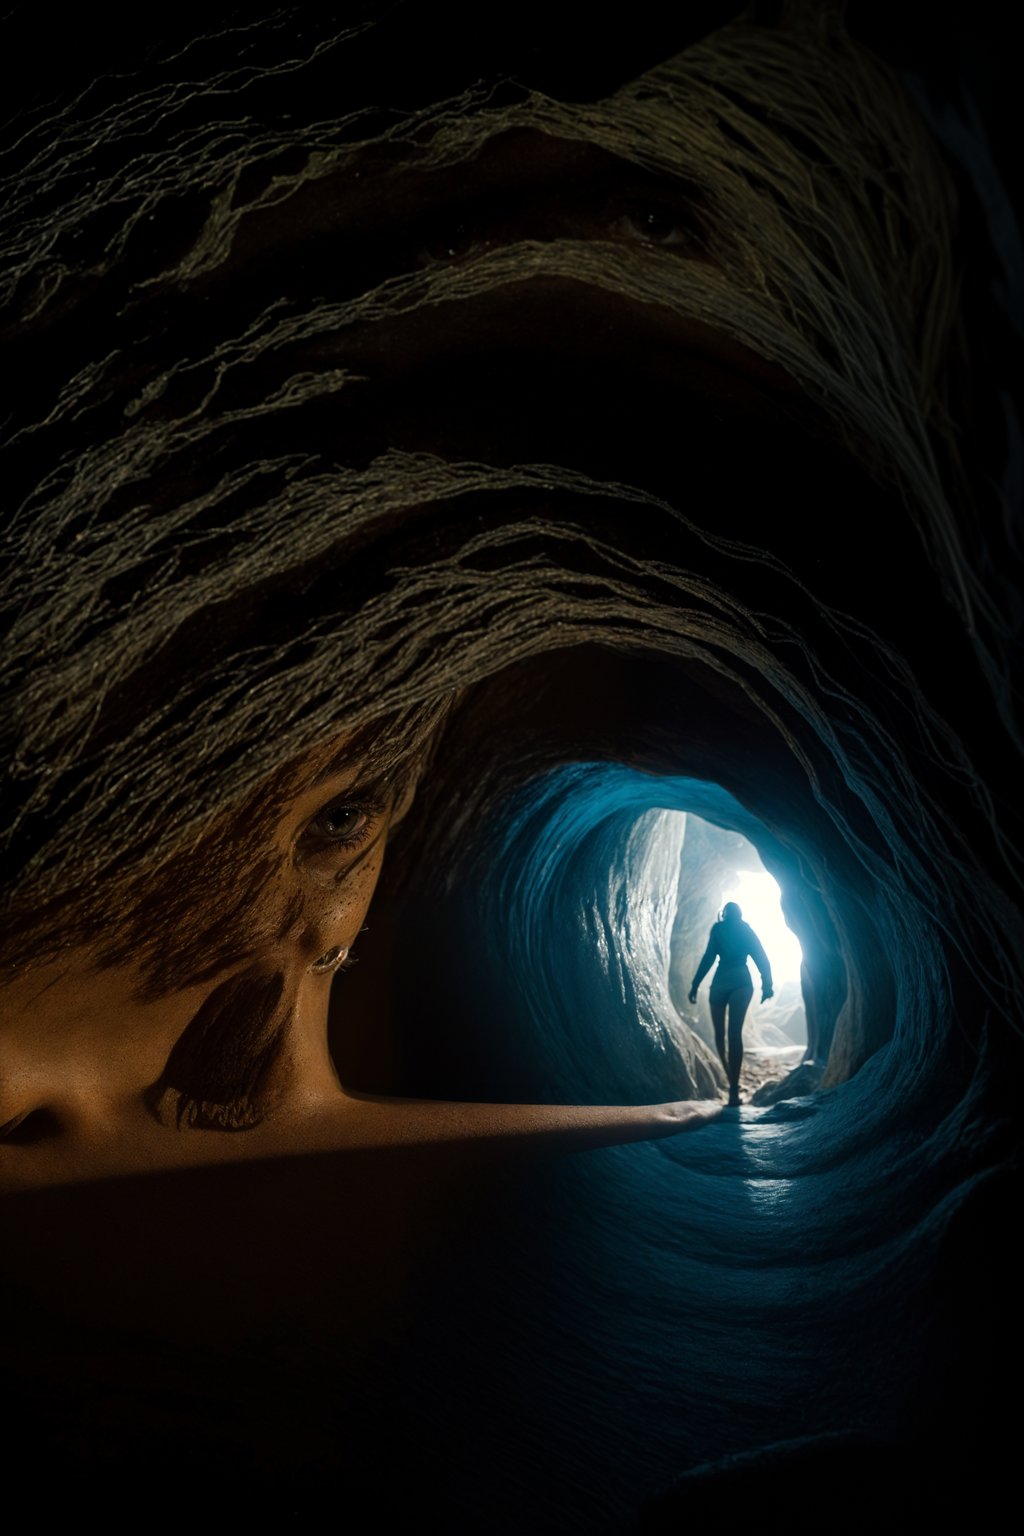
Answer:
415;189;704;266
612;201;697;247
147;967;287;1135
302;794;385;852
164;1090;264;1133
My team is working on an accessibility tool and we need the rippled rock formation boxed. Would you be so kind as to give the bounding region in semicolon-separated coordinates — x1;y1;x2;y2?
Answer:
1;3;1019;1527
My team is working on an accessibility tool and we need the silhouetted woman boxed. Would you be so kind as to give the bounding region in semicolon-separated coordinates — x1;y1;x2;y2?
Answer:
688;902;773;1107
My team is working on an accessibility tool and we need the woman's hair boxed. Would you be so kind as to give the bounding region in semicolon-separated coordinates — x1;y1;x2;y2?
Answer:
2;4;1017;1006
720;902;743;923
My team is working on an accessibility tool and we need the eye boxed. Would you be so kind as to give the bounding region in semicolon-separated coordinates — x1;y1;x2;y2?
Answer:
296;793;387;880
612;199;701;249
417;220;482;265
307;801;373;847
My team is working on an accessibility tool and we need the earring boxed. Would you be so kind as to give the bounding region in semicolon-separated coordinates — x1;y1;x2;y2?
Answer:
311;945;349;974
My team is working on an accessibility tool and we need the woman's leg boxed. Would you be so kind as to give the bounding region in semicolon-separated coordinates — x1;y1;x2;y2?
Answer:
726;985;754;1098
709;994;728;1074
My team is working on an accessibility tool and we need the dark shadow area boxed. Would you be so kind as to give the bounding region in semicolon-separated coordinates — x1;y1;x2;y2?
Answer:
1;3;1020;1529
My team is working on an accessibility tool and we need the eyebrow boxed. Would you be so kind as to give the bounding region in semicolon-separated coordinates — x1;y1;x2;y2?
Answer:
309;754;367;789
301;695;450;797
308;753;394;793
305;725;418;793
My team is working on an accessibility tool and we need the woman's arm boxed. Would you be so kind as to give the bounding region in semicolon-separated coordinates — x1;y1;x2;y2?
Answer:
318;1093;723;1155
747;928;774;999
337;1099;721;1148
688;926;719;1002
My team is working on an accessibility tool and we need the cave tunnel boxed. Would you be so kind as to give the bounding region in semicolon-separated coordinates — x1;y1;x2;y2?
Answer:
327;637;1015;1527
0;2;1020;1530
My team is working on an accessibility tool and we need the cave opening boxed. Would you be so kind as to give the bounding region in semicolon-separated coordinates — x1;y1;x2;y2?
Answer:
349;747;975;1529
0;5;1018;1527
341;775;847;1119
333;709;1004;1530
335;643;862;1113
665;809;809;1103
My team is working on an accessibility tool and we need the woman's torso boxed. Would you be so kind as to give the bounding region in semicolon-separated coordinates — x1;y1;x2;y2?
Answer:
709;921;754;994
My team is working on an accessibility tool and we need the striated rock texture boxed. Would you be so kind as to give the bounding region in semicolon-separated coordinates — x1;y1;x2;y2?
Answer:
1;2;1020;1527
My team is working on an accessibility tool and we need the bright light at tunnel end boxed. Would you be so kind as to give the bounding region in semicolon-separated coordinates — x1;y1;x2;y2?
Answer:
721;870;803;991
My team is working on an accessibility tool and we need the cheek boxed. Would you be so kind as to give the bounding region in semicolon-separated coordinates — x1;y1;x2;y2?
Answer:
291;839;389;963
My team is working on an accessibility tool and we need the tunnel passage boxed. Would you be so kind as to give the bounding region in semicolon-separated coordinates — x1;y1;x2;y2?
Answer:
371;762;838;1109
336;643;898;1108
328;641;1015;1528
327;647;1012;1531
667;812;808;1060
1;5;1019;1526
333;627;1012;1178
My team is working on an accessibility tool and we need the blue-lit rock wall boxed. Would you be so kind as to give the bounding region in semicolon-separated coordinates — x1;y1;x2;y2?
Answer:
2;7;1019;1529
390;761;855;1104
367;753;1005;1528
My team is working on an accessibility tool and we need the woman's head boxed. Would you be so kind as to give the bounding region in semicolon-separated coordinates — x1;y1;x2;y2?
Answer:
2;4;1015;1180
0;705;449;1179
1;2;976;916
721;902;742;924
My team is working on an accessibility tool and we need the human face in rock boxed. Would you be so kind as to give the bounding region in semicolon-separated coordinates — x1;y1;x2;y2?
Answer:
0;742;411;1189
0;726;723;1192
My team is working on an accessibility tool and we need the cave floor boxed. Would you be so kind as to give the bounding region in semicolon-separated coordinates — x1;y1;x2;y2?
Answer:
733;1044;805;1101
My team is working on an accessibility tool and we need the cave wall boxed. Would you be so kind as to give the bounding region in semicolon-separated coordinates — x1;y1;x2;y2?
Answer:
2;3;1021;1526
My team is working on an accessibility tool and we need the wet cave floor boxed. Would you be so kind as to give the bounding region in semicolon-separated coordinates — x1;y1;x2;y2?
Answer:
726;1045;807;1103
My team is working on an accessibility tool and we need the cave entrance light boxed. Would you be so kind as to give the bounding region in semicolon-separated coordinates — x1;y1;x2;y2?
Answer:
720;869;804;992
669;812;808;1060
